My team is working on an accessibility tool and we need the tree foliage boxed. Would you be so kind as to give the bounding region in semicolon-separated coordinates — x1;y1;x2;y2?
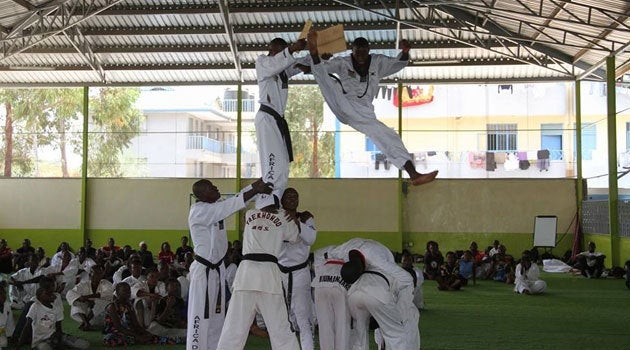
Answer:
285;86;335;178
0;87;142;177
88;87;143;177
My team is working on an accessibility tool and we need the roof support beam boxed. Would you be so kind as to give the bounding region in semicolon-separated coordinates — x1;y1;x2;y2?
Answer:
0;0;125;62
573;11;629;62
11;0;35;11
63;26;106;83
217;0;242;82
334;0;585;78
578;41;630;80
0;56;545;72
19;38;510;54
429;2;608;79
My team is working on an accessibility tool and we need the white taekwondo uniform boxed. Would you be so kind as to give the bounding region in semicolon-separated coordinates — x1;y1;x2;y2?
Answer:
186;185;253;350
65;279;113;325
0;297;15;347
311;246;351;350
216;208;300;350
9;266;43;309
278;216;317;350
254;47;305;209
514;262;547;294
329;238;420;350
310;53;413;170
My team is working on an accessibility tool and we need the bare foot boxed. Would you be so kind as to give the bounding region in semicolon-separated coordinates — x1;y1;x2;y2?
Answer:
410;170;438;186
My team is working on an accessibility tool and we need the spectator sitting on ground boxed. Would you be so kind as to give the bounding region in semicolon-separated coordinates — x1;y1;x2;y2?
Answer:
66;264;114;331
169;269;189;302
104;248;124;281
11;276;56;345
423;240;444;280
175;236;193;264
100;237;121;258
35;247;50;269
158;242;176;266
0;239;14;276
147;279;187;340
469;241;492;279
44;250;78;296
514;251;546;295
625;260;630;290
9;255;45;310
82;239;97;259
401;252;424;309
156;260;171;283
121;245;136;262
0;281;16;348
120;259;146;291
51;242;75;267
488;240;501;257
491;245;515;284
103;282;177;347
574;241;606;278
132;269;166;329
74;247;97;284
18;285;90;350
138;241;155;269
459;250;475;285
437;251;464;291
14;239;35;271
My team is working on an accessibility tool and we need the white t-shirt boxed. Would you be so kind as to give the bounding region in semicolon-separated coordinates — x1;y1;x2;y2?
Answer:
26;295;64;346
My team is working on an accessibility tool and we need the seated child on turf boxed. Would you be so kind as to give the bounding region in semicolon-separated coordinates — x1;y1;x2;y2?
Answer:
437;251;464;291
19;286;89;349
103;282;177;347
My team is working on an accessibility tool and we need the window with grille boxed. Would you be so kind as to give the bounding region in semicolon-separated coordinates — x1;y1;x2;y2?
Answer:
487;123;517;151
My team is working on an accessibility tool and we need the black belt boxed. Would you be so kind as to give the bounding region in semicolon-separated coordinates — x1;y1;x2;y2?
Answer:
278;260;309;274
194;255;223;318
259;104;293;162
279;259;309;328
241;253;278;263
363;270;390;287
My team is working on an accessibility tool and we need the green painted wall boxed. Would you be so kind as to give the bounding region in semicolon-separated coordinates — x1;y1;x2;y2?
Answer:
0;229;82;257
2;178;629;265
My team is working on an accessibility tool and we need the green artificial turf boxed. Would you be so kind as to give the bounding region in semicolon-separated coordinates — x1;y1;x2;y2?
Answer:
17;271;630;349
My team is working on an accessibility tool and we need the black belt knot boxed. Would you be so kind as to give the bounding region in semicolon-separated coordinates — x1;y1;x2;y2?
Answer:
278;260;309;274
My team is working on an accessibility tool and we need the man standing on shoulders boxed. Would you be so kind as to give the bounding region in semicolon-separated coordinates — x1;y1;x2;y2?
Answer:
255;37;307;209
278;188;317;350
187;178;272;350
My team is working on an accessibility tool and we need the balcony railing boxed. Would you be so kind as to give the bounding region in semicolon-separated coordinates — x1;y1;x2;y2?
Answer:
187;135;237;153
222;99;256;112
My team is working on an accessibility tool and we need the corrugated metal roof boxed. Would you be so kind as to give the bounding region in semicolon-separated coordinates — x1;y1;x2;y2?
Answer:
0;0;627;86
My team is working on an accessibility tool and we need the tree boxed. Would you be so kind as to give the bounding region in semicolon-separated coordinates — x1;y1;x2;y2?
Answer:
285;86;335;178
0;87;142;177
0;89;51;177
87;87;143;177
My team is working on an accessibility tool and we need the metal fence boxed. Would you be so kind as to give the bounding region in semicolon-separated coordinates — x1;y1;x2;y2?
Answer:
581;200;630;237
